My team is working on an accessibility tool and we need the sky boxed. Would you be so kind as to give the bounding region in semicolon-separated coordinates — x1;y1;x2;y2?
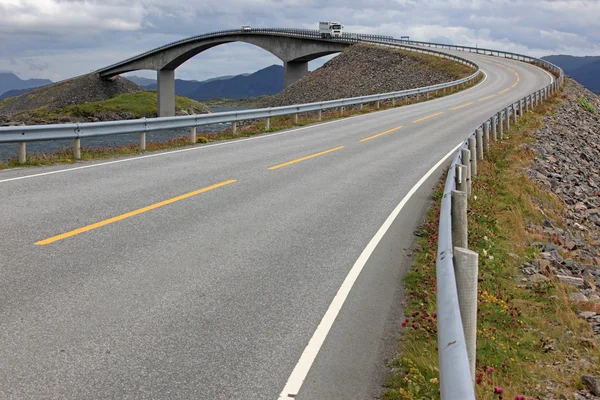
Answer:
1;0;599;82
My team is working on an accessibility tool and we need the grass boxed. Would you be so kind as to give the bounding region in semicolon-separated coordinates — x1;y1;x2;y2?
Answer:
3;91;209;121
383;85;600;399
577;97;597;114
0;97;13;108
0;73;483;170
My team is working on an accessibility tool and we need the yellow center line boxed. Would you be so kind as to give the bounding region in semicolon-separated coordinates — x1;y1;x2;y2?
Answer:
511;82;518;88
35;180;237;245
451;102;474;111
498;88;510;94
268;146;344;170
413;112;444;124
478;95;496;102
360;126;403;142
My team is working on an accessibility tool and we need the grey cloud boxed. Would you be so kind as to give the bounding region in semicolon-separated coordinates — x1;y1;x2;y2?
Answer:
1;0;598;80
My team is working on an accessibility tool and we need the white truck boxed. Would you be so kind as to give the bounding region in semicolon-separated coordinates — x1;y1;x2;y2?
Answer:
319;21;343;38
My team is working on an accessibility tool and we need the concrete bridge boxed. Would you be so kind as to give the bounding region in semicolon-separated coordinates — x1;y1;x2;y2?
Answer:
96;29;353;117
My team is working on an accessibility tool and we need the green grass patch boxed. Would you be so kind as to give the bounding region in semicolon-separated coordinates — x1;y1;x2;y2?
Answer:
577;97;596;114
0;97;14;108
383;86;600;400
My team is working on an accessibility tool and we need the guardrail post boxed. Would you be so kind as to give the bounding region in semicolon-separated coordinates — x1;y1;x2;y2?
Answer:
360;103;364;111
499;111;504;139
18;142;26;164
505;107;511;130
513;103;518;123
294;113;299;124
416;93;420;102
341;106;345;116
139;132;146;151
476;129;484;161
461;148;472;196
451;190;468;249
189;126;197;143
265;118;270;130
232;121;238;134
376;101;380;109
73;138;81;160
526;96;530;113
318;110;322;121
392;98;396;107
453;247;479;381
405;96;409;105
483;123;490;154
456;164;468;193
492;115;498;141
468;137;477;176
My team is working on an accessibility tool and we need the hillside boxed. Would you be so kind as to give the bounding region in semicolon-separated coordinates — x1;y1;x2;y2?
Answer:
267;44;474;106
542;55;600;94
144;65;283;100
0;72;53;96
0;74;210;125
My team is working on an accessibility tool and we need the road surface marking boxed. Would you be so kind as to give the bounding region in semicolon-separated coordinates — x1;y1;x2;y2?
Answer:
498;88;510;94
359;126;403;142
35;180;236;245
277;141;465;400
268;146;344;170
511;82;518;88
0;72;488;185
451;102;474;110
478;95;495;102
413;112;444;124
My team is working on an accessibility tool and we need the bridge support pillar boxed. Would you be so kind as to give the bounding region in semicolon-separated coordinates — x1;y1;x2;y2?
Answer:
157;69;175;117
284;61;308;88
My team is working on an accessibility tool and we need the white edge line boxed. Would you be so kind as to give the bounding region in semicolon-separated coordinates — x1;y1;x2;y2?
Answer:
277;140;463;400
0;74;487;185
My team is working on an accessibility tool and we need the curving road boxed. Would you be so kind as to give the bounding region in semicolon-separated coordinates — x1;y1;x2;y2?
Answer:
0;49;552;399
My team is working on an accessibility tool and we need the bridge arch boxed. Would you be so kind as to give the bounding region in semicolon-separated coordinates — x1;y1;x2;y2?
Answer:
97;31;351;116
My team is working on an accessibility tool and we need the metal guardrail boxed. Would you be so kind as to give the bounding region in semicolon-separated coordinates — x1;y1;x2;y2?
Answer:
429;51;563;398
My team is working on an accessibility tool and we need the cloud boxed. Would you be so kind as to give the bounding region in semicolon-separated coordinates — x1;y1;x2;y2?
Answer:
1;0;599;80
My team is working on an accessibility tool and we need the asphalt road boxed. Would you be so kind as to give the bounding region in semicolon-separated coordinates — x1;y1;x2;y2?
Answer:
0;50;552;399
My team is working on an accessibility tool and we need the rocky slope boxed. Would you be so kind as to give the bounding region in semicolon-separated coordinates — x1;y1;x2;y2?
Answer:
267;44;473;106
521;79;600;397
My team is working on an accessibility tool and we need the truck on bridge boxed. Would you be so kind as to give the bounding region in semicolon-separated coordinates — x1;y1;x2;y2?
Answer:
319;21;343;38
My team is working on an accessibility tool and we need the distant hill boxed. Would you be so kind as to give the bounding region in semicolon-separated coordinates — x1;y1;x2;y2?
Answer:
144;65;283;100
542;55;600;94
0;72;53;96
125;73;251;88
124;76;157;87
0;88;33;101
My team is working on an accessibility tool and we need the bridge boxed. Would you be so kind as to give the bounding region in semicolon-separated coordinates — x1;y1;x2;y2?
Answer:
97;29;353;117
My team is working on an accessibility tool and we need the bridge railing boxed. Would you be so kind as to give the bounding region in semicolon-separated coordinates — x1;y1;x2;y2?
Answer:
0;38;481;163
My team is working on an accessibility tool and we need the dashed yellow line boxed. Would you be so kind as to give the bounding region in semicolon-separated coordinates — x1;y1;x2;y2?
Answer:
511;82;518;88
268;146;344;170
413;112;444;124
478;95;496;102
498;88;510;95
35;180;237;245
451;102;474;111
360;126;403;142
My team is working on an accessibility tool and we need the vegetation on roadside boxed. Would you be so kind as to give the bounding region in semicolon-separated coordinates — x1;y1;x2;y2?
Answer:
577;96;597;114
0;74;482;170
383;92;600;399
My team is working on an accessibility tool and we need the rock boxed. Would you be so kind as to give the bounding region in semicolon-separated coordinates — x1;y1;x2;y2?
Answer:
582;376;600;396
531;274;550;283
569;292;589;302
557;275;585;287
579;311;597;319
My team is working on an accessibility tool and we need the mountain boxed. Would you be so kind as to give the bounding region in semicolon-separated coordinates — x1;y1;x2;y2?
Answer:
145;65;284;100
0;72;53;96
542;55;600;94
124;76;157;87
